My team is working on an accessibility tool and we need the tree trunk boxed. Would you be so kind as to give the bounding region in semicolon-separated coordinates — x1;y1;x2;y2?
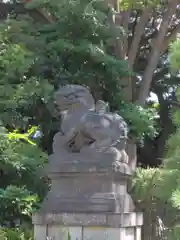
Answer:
137;0;178;105
128;6;152;68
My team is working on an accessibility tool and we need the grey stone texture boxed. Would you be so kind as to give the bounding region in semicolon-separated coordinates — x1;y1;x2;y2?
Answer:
32;212;143;227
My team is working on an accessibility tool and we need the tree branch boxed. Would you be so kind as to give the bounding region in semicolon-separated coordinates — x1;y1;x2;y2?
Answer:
128;6;152;68
169;101;180;108
36;8;54;23
113;9;131;59
137;0;178;105
160;24;180;54
152;67;169;85
121;9;131;59
113;12;124;58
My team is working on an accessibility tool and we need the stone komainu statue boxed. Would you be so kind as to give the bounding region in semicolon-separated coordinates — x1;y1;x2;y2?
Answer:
32;84;142;240
53;84;128;164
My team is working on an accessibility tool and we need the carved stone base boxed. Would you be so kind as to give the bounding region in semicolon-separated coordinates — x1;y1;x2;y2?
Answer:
40;193;134;213
41;159;134;213
32;212;143;240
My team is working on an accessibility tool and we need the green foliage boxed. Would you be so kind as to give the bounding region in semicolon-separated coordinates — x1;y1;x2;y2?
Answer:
131;166;179;239
119;0;161;10
0;228;33;240
161;108;180;213
0;124;48;226
131;167;160;202
0;186;38;224
8;127;38;145
68;231;71;240
168;226;180;240
131;90;180;239
0;228;72;240
170;39;180;72
121;103;159;140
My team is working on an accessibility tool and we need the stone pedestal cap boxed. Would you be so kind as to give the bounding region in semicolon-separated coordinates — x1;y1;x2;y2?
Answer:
32;212;143;228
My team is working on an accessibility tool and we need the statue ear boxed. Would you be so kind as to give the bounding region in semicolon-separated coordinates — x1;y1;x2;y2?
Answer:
95;100;109;113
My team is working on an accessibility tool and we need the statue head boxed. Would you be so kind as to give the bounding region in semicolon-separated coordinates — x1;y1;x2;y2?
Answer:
55;84;95;112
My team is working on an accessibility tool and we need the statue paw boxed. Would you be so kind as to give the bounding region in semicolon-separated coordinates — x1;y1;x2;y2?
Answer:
52;132;67;154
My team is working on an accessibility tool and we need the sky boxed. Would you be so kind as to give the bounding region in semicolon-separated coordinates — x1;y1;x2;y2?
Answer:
148;92;158;103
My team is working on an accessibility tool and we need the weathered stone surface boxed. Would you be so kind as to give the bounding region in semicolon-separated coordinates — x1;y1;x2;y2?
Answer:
33;213;107;226
33;225;142;240
106;212;143;227
32;213;143;227
83;227;124;240
46;157;132;175
47;226;82;240
40;168;134;213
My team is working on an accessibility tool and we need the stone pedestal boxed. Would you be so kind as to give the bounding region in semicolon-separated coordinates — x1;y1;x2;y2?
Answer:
32;155;143;239
41;154;134;213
